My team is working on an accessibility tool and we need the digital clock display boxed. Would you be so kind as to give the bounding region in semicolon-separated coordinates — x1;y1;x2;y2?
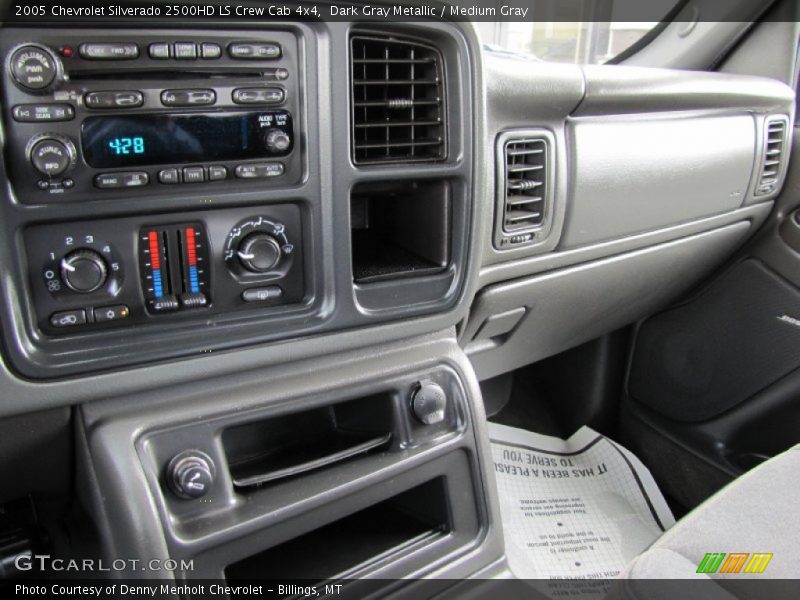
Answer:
81;111;293;169
108;136;145;156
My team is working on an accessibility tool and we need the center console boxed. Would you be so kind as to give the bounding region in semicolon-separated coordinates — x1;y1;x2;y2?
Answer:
0;18;496;591
0;23;473;378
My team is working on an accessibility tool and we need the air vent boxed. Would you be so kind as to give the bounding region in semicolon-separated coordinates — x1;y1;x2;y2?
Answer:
756;116;789;196
351;36;446;164
502;138;547;232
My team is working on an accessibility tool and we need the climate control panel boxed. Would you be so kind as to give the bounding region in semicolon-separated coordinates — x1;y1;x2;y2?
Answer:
24;205;305;335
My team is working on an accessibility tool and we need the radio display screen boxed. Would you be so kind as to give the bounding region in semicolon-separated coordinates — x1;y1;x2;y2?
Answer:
81;111;292;168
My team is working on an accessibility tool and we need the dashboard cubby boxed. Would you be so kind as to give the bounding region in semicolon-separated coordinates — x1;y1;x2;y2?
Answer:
350;180;451;283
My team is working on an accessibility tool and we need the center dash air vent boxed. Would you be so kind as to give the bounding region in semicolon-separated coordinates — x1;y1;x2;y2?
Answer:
756;116;789;196
351;36;446;164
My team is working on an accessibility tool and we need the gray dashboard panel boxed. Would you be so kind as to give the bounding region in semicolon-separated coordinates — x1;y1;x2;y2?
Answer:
574;64;795;117
465;221;756;381
479;58;794;273
561;113;756;249
479;54;584;267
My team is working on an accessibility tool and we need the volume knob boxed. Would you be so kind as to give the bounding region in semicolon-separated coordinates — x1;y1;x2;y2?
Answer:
61;249;108;293
237;232;282;273
9;44;64;93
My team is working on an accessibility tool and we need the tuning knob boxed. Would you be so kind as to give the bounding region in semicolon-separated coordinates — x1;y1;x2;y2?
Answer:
263;128;291;153
8;44;64;93
60;249;108;293
237;232;282;273
27;134;77;178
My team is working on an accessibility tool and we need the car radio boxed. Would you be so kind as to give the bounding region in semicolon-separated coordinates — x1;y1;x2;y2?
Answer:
0;29;302;204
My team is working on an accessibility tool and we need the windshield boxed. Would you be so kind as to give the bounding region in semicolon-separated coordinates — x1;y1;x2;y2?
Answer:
476;21;661;64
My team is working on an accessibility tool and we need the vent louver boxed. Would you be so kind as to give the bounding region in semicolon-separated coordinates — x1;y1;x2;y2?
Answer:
351;36;446;164
502;138;548;233
756;117;789;196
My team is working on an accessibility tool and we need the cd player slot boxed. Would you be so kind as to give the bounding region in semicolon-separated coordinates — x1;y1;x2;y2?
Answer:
69;69;268;81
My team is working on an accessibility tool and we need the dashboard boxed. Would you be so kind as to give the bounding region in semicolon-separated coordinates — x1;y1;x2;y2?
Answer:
0;21;792;385
0;14;794;587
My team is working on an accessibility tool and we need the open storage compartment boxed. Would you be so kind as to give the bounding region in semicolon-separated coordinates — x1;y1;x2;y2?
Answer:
225;477;450;580
350;180;451;283
222;393;395;488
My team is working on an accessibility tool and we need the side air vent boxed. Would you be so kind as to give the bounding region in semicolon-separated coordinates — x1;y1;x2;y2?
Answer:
350;36;446;164
503;139;547;231
756;116;789;196
494;130;554;249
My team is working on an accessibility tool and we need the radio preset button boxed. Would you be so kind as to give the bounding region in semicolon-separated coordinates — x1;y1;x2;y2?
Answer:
208;165;227;181
161;89;216;107
200;43;222;59
50;309;87;328
85;91;144;109
232;87;285;105
94;172;149;189
182;166;205;184
13;104;74;122
148;43;170;59
173;42;197;59
79;43;139;60
235;163;285;179
228;43;281;59
158;168;180;184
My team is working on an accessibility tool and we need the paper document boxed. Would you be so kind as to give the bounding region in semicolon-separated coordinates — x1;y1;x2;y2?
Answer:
489;424;675;596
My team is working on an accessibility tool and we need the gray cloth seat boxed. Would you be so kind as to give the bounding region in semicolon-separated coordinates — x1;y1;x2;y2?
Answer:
612;445;800;599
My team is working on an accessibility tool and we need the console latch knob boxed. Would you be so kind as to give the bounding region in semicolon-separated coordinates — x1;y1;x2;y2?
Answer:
167;451;215;500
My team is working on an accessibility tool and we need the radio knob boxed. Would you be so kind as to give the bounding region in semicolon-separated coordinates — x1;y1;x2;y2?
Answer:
9;44;64;93
28;134;77;178
61;249;108;293
237;232;282;273
263;128;291;153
